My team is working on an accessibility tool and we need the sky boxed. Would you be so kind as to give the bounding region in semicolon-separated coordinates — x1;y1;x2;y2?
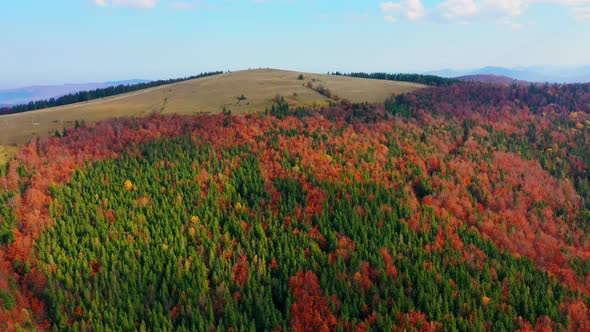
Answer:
0;0;588;88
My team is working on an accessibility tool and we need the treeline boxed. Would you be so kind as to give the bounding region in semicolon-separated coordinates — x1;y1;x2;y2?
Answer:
1;71;223;115
397;81;590;116
329;71;460;86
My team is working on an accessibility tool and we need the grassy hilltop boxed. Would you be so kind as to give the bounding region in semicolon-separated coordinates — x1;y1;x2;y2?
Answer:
0;69;424;145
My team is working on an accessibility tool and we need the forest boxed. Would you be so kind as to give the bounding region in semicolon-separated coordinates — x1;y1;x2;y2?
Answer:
0;80;590;330
0;72;223;115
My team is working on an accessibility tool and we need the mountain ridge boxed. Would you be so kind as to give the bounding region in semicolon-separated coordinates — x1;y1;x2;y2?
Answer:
0;79;150;106
425;65;590;83
456;74;530;85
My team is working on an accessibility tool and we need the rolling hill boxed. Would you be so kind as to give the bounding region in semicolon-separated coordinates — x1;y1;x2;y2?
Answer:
0;69;425;145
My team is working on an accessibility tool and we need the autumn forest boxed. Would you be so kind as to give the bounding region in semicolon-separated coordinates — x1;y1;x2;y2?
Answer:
1;80;590;331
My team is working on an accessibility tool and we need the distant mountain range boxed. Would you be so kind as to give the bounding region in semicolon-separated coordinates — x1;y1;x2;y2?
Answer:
0;79;149;106
456;74;530;85
425;66;590;83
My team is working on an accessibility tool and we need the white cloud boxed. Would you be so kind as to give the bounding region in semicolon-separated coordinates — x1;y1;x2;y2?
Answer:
380;0;426;21
167;1;195;10
544;0;590;5
91;0;110;6
482;0;529;17
90;0;159;9
435;0;529;22
572;6;590;20
113;0;158;8
379;0;590;24
384;15;398;23
437;0;479;20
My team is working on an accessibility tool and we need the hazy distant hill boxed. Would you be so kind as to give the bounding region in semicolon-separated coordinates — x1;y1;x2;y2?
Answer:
426;65;590;83
457;74;529;85
0;79;149;106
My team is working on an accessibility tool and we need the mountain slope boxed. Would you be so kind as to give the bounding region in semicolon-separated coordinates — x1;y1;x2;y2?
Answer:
0;69;425;145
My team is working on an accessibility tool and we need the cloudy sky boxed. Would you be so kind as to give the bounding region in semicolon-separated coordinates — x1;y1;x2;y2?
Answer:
0;0;588;88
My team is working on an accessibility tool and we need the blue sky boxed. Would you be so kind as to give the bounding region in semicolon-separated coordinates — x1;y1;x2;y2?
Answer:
0;0;588;88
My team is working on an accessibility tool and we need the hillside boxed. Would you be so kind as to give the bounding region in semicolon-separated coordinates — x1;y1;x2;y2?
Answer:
0;69;425;145
1;81;590;330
